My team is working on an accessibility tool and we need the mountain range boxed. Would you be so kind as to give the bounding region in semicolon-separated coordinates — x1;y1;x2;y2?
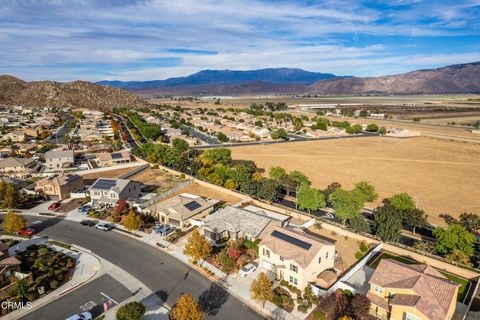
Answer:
96;68;341;89
98;62;480;95
0;75;147;110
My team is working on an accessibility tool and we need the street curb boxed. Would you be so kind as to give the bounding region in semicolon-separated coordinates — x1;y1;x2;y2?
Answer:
2;238;102;320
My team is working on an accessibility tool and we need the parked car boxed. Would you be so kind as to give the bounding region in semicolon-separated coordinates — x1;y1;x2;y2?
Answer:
95;222;113;231
18;227;36;236
48;202;61;211
77;205;92;213
153;224;174;236
80;220;98;227
66;312;93;320
238;263;256;277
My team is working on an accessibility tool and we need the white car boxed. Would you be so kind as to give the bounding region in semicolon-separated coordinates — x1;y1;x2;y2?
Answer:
66;312;93;320
95;222;113;231
238;263;256;277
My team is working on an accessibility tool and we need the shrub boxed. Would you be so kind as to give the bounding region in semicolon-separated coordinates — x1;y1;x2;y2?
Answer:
49;280;59;289
354;251;364;259
273;295;282;305
113;215;121;223
359;241;368;252
311;310;326;320
297;305;308;313
343;289;353;297
280;279;288;287
281;295;291;304
116;301;146;320
26;245;39;251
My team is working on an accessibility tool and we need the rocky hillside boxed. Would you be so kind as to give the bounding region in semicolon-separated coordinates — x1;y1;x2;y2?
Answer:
0;75;148;110
307;62;480;94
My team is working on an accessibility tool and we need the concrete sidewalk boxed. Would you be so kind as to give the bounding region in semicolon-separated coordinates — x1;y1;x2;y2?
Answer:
2;237;101;320
14;204;303;319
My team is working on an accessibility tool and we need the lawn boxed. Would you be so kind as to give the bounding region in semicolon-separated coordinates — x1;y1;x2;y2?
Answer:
440;271;471;302
368;252;471;302
367;252;416;268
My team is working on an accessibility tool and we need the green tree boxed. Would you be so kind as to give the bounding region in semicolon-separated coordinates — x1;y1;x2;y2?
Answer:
200;148;232;166
293;117;304;131
116;301;146;320
8;279;29;301
172;138;189;153
372;203;403;242
389;193;416;212
271;129;288;140
459;213;480;233
217;249;236;273
183;230;212;262
170;294;204;320
354;181;378;202
366;124;379;132
296;184;326;213
268;166;286;181
378;126;387;135
123;209;143;233
250;272;274;306
217;132;229;142
3;185;20;209
330;189;364;225
403;208;427;234
347;215;371;234
257;179;281;202
224;179;238;190
433;224;475;257
3;211;26;233
288;170;310;187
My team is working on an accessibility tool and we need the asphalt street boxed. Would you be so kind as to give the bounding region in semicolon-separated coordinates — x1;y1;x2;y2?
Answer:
20;274;131;320
16;216;261;320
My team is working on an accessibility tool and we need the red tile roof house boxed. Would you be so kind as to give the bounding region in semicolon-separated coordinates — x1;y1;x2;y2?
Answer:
368;259;459;320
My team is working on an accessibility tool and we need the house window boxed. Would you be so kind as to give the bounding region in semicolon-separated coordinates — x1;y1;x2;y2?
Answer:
289;276;298;285
290;264;298;273
279;256;284;261
262;248;270;258
326;252;329;259
404;313;421;320
318;257;322;264
374;285;383;294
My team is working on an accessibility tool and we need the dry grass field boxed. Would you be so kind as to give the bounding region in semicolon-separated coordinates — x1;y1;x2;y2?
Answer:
129;168;185;193
230;136;480;226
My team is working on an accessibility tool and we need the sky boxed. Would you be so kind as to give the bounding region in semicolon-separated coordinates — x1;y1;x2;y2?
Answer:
1;0;480;82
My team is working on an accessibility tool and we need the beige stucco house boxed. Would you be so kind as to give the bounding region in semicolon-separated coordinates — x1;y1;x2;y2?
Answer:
259;226;336;290
36;173;84;200
367;259;459;320
145;193;219;228
45;149;75;170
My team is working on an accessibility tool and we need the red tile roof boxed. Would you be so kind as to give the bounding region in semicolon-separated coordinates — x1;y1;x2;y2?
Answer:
369;259;459;320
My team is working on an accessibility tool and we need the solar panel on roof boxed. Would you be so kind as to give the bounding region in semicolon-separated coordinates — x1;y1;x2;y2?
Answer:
184;201;202;211
92;179;116;190
111;153;122;159
271;230;312;250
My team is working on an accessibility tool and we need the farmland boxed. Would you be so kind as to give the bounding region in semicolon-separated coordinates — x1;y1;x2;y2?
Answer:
230;136;480;226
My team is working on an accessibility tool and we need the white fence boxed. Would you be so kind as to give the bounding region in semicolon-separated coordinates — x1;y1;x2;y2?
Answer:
70;192;87;199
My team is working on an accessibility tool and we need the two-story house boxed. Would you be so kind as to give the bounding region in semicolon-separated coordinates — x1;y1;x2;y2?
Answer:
45;149;75;170
89;178;142;206
367;259;459;320
36;173;84;200
259;226;336;290
0;157;36;177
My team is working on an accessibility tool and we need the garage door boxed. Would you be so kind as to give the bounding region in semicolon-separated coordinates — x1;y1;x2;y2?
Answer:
261;260;274;270
169;218;181;227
